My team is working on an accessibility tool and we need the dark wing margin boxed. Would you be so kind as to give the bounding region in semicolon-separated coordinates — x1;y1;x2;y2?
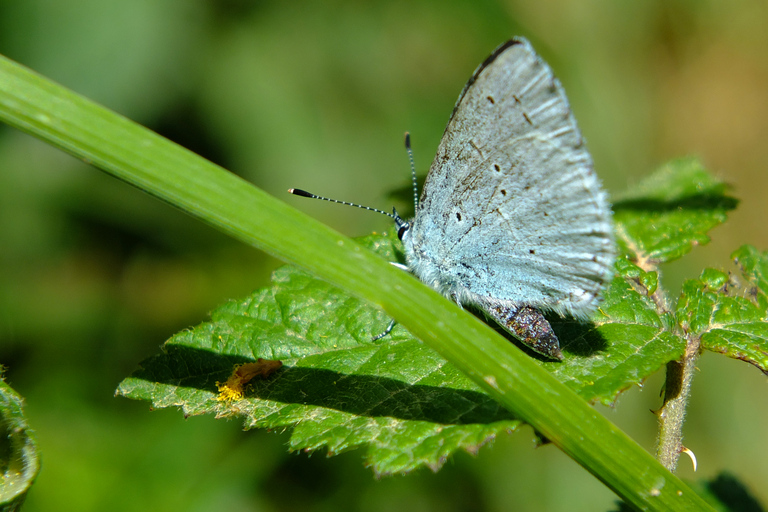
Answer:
445;38;526;130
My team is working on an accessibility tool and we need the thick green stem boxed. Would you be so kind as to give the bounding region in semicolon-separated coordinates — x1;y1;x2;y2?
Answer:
657;338;700;471
624;239;700;473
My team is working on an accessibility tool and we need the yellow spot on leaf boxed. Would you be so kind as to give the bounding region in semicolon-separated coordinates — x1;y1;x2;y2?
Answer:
216;358;282;401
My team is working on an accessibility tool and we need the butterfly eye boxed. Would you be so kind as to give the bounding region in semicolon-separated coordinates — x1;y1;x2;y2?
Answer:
392;207;410;240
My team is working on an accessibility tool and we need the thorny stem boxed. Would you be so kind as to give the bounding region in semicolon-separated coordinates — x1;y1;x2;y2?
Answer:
656;336;700;470
645;259;701;472
626;244;700;472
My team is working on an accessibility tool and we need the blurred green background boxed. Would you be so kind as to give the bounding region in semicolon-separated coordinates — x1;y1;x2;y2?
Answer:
1;1;766;510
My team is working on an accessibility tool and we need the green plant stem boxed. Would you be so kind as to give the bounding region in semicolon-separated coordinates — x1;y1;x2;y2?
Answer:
657;339;700;471
638;256;699;473
0;53;716;511
625;241;699;473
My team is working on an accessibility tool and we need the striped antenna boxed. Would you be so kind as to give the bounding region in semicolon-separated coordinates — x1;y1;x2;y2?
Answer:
404;132;419;214
289;132;418;227
288;188;396;219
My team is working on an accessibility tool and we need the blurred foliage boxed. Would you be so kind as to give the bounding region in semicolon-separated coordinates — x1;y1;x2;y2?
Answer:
1;0;767;510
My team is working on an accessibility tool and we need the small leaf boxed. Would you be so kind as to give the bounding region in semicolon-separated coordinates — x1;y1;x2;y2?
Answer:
677;245;768;373
733;245;768;309
613;158;738;265
0;378;40;510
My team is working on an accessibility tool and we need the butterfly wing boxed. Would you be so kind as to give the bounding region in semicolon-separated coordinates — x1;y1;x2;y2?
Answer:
405;38;614;319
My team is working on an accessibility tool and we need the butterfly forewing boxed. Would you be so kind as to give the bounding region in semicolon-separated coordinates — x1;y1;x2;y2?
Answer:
404;38;614;319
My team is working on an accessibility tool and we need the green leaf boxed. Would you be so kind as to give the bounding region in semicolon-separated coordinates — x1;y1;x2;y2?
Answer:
118;234;523;476
0;378;40;510
613;157;738;265
677;246;768;373
118;232;688;475
565;257;685;404
117;159;750;476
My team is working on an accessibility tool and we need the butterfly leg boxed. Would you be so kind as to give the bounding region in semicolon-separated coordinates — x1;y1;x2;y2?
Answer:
369;261;412;341
372;318;397;341
482;301;563;360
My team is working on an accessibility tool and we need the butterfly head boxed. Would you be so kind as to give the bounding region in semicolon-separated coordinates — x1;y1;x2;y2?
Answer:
393;207;411;240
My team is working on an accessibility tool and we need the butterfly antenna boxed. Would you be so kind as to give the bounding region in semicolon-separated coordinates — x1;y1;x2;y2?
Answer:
288;188;396;219
404;132;419;214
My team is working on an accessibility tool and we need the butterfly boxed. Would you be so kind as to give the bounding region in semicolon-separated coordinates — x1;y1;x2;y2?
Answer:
291;38;615;359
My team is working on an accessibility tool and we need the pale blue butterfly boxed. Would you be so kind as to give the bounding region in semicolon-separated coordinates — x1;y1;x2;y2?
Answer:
291;38;615;359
